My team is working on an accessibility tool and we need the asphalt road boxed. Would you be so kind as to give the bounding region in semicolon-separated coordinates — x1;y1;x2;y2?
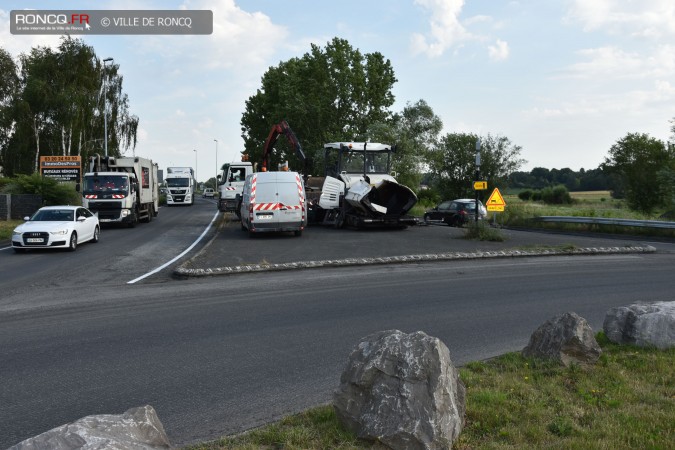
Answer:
0;198;220;312
1;205;674;448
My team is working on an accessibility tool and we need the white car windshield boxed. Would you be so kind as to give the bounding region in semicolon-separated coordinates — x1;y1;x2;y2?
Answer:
31;209;74;221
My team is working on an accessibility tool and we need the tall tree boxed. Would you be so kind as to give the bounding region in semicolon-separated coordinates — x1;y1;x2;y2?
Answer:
240;37;397;174
0;48;19;173
0;37;139;176
604;132;673;213
426;132;526;200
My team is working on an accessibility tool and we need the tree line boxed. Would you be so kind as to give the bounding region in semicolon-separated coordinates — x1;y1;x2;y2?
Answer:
0;37;138;177
2;36;673;216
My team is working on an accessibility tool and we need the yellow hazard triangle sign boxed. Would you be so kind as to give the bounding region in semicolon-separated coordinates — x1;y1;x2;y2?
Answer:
486;187;506;211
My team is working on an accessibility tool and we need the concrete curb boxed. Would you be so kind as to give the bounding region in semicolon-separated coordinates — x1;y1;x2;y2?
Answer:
174;245;657;278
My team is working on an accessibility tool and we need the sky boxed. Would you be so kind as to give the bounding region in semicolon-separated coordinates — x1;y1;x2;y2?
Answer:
2;0;674;182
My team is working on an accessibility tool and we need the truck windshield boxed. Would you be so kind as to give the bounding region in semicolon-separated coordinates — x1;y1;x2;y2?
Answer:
166;178;190;187
83;175;129;193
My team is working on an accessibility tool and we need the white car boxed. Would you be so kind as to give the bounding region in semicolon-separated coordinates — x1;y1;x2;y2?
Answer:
12;206;100;253
203;188;215;198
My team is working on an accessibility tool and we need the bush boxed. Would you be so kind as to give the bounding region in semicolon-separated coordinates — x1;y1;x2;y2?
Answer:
532;191;542;201
2;173;80;205
518;190;533;201
541;185;572;205
416;188;441;207
464;221;505;241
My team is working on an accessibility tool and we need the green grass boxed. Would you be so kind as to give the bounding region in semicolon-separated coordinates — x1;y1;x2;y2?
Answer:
0;220;23;241
186;334;675;450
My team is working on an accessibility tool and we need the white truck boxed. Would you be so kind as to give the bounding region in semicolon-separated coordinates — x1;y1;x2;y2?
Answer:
80;155;159;227
165;166;196;206
217;161;253;215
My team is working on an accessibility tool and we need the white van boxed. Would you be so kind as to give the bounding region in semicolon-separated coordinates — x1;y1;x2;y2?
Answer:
240;171;307;237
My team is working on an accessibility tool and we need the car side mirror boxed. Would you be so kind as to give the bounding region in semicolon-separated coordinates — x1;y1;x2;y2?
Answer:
77;216;86;222
23;216;30;221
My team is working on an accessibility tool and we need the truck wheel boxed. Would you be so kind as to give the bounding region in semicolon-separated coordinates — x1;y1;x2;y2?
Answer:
294;229;302;237
128;210;137;228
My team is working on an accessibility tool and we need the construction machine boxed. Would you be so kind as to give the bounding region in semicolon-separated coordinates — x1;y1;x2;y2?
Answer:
311;142;418;228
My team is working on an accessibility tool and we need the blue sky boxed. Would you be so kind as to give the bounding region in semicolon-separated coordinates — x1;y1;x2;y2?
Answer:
2;0;674;182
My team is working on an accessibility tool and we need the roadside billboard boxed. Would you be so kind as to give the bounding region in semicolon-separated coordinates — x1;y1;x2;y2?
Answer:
40;156;81;182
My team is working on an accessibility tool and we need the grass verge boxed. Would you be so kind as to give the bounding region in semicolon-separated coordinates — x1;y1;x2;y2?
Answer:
0;220;23;241
187;333;674;450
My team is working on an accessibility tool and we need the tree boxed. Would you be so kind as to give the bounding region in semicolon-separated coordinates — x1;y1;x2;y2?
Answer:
365;99;443;191
0;38;139;176
0;48;19;172
240;38;397;175
426;132;526;200
603;132;674;213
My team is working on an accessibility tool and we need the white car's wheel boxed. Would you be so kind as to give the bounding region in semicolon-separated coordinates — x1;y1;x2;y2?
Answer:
92;226;100;243
68;232;78;252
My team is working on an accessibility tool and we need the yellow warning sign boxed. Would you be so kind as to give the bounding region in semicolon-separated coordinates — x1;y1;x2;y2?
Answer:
486;187;506;212
473;181;488;190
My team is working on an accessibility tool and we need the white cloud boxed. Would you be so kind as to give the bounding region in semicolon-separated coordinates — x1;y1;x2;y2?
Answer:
560;45;675;79
0;9;62;58
565;0;675;38
120;0;288;72
524;80;675;119
488;39;509;61
410;0;470;57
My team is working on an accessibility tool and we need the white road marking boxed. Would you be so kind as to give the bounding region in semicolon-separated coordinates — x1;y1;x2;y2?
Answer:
127;210;220;284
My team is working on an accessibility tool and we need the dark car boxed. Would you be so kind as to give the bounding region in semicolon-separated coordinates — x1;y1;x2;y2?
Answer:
423;199;487;227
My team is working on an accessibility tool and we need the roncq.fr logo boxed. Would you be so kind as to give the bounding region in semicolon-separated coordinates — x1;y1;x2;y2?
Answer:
14;13;90;26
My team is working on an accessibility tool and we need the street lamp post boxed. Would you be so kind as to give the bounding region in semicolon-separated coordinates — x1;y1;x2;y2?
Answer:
102;57;114;158
213;139;218;189
193;149;198;184
475;138;481;225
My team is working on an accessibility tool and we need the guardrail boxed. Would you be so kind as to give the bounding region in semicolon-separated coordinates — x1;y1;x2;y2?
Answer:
534;216;675;230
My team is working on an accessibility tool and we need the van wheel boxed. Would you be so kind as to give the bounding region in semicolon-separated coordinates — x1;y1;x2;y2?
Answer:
294;230;303;237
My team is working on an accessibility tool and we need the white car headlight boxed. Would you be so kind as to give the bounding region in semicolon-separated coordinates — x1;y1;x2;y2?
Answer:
50;229;69;235
12;230;22;236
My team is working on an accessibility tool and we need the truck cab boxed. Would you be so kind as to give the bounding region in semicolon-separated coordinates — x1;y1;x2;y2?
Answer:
165;167;196;206
218;161;253;214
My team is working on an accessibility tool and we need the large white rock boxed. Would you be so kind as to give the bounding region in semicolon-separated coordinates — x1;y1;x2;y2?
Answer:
604;301;675;349
9;405;171;450
333;330;465;450
522;312;602;366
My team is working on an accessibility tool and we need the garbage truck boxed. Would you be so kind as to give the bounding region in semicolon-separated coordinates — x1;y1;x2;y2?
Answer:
80;154;159;227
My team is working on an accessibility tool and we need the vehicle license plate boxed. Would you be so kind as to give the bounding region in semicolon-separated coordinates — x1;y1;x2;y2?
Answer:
27;238;44;243
257;214;273;220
